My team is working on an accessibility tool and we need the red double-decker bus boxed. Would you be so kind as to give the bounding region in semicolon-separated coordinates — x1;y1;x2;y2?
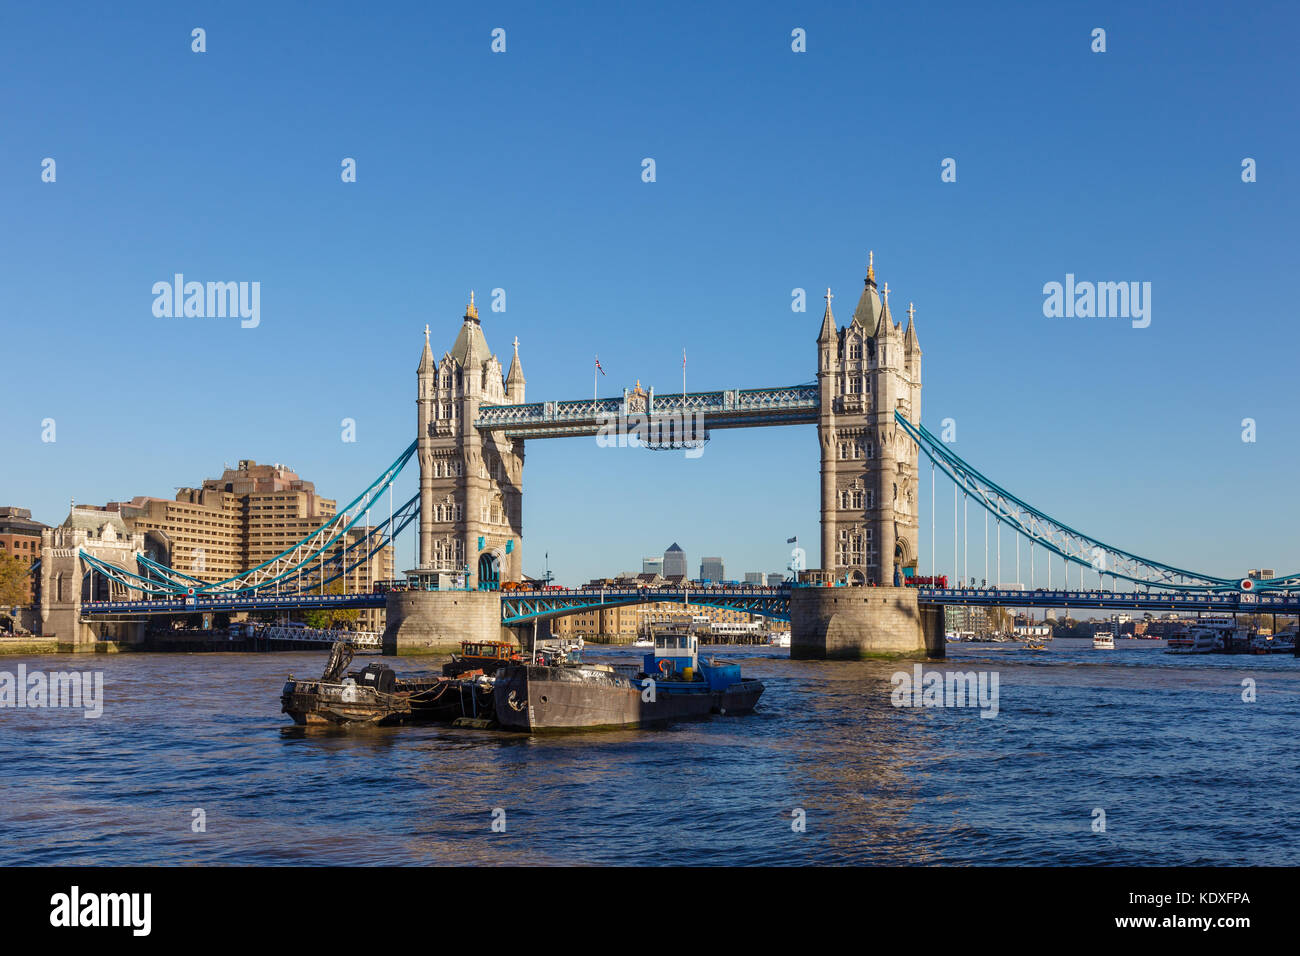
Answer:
908;575;948;588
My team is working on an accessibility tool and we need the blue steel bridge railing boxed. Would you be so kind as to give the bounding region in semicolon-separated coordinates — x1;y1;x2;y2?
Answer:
917;587;1300;612
499;585;794;624
80;584;1300;620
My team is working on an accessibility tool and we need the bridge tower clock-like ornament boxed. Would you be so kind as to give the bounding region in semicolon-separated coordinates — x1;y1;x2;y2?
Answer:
416;294;526;588
816;252;922;586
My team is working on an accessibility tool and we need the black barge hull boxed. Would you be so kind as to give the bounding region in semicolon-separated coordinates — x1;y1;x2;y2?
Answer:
281;676;492;727
281;678;411;726
714;677;764;715
493;664;716;732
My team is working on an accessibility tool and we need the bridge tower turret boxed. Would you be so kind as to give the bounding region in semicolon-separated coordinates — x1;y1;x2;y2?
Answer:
416;294;524;588
795;253;940;659
816;252;922;586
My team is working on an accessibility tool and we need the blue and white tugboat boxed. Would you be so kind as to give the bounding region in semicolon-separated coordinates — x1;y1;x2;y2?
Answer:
493;629;764;732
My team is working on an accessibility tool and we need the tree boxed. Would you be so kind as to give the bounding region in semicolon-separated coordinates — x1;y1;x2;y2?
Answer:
303;579;361;630
0;554;32;608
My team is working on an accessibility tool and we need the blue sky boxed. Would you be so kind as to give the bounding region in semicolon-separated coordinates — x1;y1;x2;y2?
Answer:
2;0;1297;585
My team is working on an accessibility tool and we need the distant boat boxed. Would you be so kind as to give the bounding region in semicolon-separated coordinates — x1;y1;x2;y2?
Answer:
1250;631;1295;655
1166;617;1244;655
769;632;791;648
1093;631;1115;650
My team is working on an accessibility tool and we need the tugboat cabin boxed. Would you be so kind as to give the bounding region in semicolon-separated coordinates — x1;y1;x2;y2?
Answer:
645;632;700;680
460;641;520;666
644;630;748;694
443;640;523;677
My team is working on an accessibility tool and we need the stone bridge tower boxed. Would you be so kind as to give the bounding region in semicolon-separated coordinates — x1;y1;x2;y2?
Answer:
817;253;921;586
416;294;525;588
385;296;528;655
794;253;941;659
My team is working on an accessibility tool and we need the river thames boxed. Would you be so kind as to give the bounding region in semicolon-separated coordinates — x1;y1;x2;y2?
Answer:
2;640;1296;866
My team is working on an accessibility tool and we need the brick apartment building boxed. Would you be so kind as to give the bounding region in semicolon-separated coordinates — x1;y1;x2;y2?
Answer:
107;460;393;629
0;506;48;604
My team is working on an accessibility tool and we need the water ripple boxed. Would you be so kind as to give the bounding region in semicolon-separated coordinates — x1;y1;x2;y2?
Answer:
0;641;1296;864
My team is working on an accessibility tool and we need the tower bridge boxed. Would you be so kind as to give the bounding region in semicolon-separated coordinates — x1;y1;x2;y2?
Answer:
383;253;935;655
55;254;1300;656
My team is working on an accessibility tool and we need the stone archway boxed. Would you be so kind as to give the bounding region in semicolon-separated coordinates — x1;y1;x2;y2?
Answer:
892;537;915;587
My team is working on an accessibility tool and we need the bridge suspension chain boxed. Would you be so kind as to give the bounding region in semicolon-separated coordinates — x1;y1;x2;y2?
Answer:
896;411;1286;592
77;443;418;599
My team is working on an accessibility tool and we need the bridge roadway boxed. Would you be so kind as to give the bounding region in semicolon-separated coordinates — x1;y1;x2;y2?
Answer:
473;385;820;439
80;584;1300;622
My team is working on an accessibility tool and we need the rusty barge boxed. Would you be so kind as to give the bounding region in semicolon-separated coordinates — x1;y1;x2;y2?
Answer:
281;641;492;726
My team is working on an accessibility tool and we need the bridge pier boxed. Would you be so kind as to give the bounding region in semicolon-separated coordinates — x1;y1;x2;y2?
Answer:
381;589;519;655
790;586;944;659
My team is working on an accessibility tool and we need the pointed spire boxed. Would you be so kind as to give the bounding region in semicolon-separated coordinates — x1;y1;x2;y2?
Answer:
904;302;920;351
818;287;836;343
506;334;525;386
463;316;482;365
852;252;881;328
465;290;479;322
874;281;894;339
418;323;435;374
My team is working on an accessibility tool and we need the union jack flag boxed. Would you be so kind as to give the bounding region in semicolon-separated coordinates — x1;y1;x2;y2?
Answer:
595;356;606;375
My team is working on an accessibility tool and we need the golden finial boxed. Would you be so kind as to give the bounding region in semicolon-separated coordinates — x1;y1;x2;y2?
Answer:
465;291;478;321
867;250;875;283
